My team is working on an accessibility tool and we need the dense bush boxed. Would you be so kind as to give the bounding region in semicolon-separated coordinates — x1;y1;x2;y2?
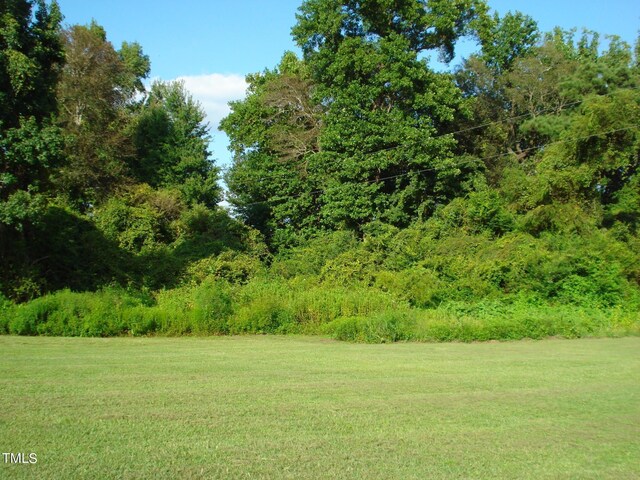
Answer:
2;275;637;342
411;301;640;342
270;231;359;278
0;293;12;333
375;268;444;308
322;300;639;343
3;288;147;336
7;210;639;342
0;276;410;338
226;278;405;334
323;311;411;343
3;203;639;342
183;252;264;285
0;281;231;336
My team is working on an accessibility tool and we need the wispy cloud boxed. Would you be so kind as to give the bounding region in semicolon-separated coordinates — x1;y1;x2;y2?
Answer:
174;73;248;129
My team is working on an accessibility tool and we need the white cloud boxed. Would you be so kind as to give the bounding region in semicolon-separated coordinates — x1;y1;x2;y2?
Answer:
174;73;248;129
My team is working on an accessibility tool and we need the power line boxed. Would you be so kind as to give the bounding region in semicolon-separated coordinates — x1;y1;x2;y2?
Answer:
233;123;639;208
443;85;639;138
223;85;639;182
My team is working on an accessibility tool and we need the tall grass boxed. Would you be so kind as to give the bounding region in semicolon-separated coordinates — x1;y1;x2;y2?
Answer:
0;277;404;338
323;300;640;343
1;278;638;342
227;278;404;334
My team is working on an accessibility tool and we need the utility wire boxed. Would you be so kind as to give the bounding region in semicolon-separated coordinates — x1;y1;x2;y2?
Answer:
234;123;639;208
223;85;640;192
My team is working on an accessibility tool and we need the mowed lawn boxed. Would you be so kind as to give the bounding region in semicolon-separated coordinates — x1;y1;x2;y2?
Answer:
0;336;639;479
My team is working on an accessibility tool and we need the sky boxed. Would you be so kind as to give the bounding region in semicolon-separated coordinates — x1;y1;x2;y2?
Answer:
56;0;640;170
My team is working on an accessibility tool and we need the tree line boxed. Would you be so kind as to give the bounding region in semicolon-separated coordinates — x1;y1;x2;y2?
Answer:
1;0;253;301
1;0;639;340
223;1;639;248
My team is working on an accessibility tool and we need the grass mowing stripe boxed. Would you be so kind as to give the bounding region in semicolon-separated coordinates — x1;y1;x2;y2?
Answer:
0;336;639;479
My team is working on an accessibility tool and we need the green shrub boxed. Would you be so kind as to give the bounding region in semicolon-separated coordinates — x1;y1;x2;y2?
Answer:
288;284;403;328
184;252;264;285
419;190;514;239
320;249;379;286
177;204;262;254
270;231;359;278
323;316;363;342
518;203;598;237
324;311;411;343
408;300;639;343
224;277;406;335
137;244;183;290
229;291;294;334
380;225;431;270
94;186;183;252
1;280;233;337
375;268;443;308
0;296;9;333
4;288;145;336
121;306;159;336
3;235;638;341
320;298;639;344
190;279;233;334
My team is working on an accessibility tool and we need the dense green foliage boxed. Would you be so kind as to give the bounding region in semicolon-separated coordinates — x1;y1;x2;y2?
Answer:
1;1;234;301
1;0;639;341
2;227;638;340
224;1;490;243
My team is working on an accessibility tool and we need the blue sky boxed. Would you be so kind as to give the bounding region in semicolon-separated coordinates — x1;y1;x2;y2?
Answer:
56;0;640;169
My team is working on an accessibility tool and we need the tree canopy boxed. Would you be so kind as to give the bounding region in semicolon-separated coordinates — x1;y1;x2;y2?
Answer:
1;0;639;344
0;3;227;299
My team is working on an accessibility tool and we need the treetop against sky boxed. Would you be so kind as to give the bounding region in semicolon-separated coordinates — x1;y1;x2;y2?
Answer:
56;0;640;166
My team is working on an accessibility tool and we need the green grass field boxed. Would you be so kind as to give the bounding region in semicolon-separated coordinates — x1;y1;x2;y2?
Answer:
1;336;639;479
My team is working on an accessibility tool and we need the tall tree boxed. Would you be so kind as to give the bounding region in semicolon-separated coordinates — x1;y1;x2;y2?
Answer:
224;0;489;246
54;21;150;208
456;27;640;184
133;80;221;208
0;0;64;204
476;11;539;74
0;0;63;127
0;0;65;298
221;52;323;245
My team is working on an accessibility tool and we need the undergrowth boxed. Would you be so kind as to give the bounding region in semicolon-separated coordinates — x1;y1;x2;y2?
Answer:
1;279;638;342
